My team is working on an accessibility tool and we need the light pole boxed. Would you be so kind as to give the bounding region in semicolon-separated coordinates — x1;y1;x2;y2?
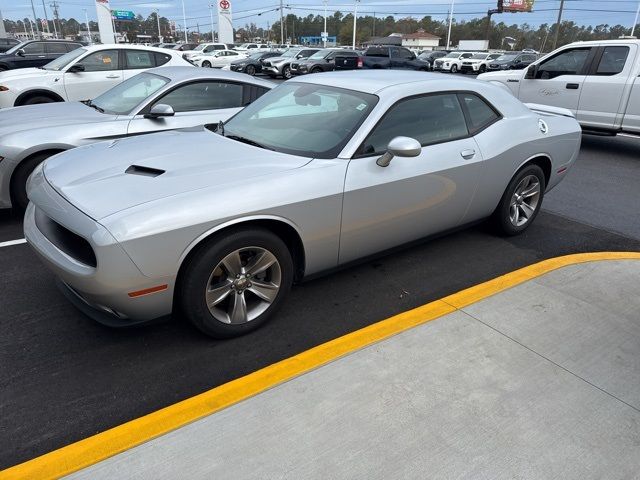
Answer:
155;8;162;43
83;9;92;44
323;0;328;48
352;0;359;49
30;0;42;39
446;0;455;49
552;0;565;50
40;0;50;36
181;0;188;43
631;1;640;37
209;4;215;42
280;0;284;44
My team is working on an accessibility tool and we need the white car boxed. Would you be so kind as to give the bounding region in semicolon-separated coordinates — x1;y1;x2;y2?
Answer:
192;50;247;68
460;52;503;74
182;43;228;61
432;51;474;73
0;44;192;108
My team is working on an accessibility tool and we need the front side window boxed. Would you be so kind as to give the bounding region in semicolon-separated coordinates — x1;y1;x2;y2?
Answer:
125;50;155;69
595;46;629;76
536;48;591;79
359;93;468;156
77;50;120;71
23;42;46;54
92;72;169;115
156;81;243;112
459;93;500;134
223;83;377;158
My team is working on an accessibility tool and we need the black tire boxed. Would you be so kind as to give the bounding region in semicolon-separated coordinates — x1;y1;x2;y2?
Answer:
20;95;57;106
450;64;458;73
11;152;54;211
180;228;294;338
310;67;323;74
282;65;292;79
202;61;211;68
479;64;487;73
492;164;546;236
245;64;256;76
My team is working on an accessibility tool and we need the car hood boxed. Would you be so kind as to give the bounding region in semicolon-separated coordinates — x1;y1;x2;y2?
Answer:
263;56;291;64
0;67;59;83
43;128;311;220
0;102;107;136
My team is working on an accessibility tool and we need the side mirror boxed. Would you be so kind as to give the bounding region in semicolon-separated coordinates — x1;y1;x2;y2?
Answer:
377;136;421;167
296;54;303;59
144;104;175;119
17;49;25;57
68;64;85;73
524;64;537;79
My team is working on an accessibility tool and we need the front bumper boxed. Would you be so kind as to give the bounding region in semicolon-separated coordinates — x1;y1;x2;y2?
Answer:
263;65;281;76
24;174;175;326
460;64;479;72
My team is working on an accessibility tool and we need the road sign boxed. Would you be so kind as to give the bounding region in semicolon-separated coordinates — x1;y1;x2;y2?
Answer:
219;0;230;10
112;10;135;21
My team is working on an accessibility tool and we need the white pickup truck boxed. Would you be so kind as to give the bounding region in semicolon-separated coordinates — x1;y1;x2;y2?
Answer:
478;39;640;137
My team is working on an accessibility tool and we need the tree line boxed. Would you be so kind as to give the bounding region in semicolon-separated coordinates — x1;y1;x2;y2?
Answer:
3;11;637;52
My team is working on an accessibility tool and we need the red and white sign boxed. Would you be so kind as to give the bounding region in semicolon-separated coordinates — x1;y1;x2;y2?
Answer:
219;0;230;10
217;0;233;44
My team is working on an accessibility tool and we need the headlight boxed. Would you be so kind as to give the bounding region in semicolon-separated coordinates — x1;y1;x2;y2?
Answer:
0;86;9;92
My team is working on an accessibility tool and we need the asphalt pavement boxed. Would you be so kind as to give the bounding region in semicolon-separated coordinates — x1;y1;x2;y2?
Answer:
0;134;639;470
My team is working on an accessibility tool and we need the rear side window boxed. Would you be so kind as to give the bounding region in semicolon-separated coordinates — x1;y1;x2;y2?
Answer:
155;52;171;66
156;81;244;112
66;43;83;52
366;47;388;57
359;93;468;156
458;93;500;135
595;46;629;76
46;43;68;54
125;50;155;69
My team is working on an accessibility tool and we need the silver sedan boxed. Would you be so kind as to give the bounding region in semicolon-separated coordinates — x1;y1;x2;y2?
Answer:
25;71;581;338
0;66;273;210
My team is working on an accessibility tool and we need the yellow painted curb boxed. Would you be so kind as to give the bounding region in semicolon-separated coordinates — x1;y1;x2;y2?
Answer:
2;252;639;480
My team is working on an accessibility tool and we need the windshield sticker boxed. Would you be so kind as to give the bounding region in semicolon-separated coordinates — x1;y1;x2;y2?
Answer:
356;103;367;111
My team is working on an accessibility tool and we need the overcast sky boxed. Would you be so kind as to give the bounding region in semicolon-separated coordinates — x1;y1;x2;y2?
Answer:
1;0;639;32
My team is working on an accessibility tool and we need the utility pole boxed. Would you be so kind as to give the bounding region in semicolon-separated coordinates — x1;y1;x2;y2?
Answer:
372;12;376;37
181;0;188;43
209;4;215;42
446;0;455;49
280;0;284;44
30;0;42;39
50;1;61;39
41;0;50;36
83;8;91;44
155;9;162;43
631;1;640;37
323;0;327;48
352;0;359;49
552;0;565;50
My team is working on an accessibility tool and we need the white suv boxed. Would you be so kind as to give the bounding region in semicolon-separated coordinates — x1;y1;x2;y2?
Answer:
460;52;503;74
432;51;474;73
182;43;228;61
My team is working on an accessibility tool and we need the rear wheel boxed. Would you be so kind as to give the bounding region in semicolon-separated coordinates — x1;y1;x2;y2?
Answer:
11;152;54;211
450;64;458;73
282;65;292;79
180;228;294;338
245;64;256;76
493;164;545;236
202;61;212;68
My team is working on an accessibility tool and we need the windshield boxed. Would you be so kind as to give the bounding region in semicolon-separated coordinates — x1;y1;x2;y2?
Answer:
280;48;301;58
471;53;487;59
443;52;461;59
223;83;377;159
5;41;29;55
248;53;264;60
91;72;169;115
193;44;207;51
496;53;518;61
309;49;331;60
42;48;87;71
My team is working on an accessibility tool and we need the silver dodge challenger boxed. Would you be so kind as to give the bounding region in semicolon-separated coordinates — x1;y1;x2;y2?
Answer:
25;71;581;338
0;66;273;210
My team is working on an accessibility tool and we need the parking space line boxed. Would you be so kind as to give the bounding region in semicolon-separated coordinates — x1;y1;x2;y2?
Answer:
2;251;640;480
0;239;26;248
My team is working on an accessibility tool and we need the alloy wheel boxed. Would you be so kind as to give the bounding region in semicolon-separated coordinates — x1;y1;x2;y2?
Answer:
509;175;541;227
205;246;282;325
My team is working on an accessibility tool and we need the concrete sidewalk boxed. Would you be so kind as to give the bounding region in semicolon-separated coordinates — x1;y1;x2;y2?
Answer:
67;259;640;480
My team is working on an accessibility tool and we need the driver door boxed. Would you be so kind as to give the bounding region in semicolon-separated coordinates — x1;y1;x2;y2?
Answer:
63;49;123;101
339;93;483;264
518;46;595;114
127;80;248;135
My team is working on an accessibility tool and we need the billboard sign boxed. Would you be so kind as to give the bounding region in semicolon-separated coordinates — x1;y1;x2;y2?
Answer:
217;0;233;44
502;0;534;12
112;10;135;21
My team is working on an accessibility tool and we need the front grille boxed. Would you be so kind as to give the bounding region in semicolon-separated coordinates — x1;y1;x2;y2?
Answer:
35;208;97;267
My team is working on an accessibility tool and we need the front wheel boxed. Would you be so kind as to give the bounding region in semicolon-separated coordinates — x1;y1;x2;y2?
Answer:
492;164;545;236
202;61;211;68
245;64;256;76
310;67;323;74
11;152;54;211
282;65;292;79
180;228;294;338
450;64;458;73
479;64;487;73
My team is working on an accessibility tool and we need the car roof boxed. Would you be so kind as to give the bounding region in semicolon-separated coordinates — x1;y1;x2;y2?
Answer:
291;70;483;95
81;44;178;54
145;66;276;88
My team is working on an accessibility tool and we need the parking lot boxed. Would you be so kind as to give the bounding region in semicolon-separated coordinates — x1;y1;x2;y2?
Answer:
1;131;639;471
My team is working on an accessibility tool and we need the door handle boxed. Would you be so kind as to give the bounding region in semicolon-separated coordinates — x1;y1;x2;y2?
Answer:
106;74;120;79
566;83;579;89
460;149;476;160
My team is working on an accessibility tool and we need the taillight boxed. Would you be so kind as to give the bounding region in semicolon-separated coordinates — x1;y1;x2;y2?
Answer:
357;58;363;68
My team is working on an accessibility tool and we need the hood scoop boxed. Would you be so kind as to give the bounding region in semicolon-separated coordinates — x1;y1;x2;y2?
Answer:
125;165;165;177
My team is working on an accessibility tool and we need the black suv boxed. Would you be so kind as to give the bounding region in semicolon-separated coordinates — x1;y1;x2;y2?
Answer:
229;51;282;76
0;40;85;71
417;50;449;70
0;38;20;53
487;52;538;71
291;48;362;75
362;45;429;70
